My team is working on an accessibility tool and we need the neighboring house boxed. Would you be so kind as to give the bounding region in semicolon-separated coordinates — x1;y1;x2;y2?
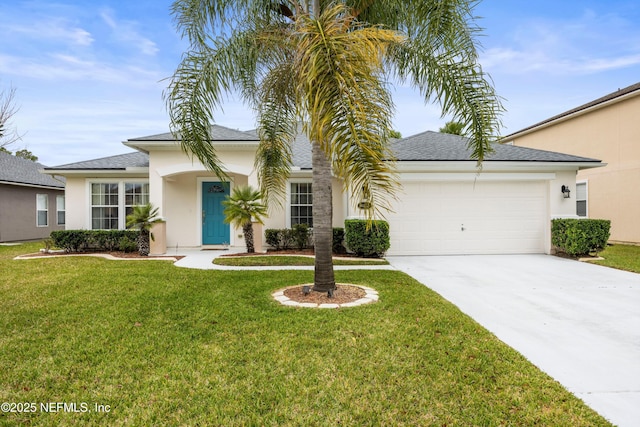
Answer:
43;125;601;255
0;151;65;242
503;82;640;244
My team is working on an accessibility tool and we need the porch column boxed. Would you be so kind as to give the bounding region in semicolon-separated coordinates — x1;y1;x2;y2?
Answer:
149;172;167;254
150;221;167;255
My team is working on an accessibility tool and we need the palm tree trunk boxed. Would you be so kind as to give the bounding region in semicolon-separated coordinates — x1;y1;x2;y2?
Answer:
243;223;255;253
138;232;150;256
311;140;336;293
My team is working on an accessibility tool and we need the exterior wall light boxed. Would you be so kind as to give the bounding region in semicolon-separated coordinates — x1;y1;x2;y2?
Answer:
561;185;571;198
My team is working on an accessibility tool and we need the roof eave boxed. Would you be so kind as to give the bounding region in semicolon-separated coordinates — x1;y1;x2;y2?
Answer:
396;160;604;173
0;180;64;189
42;167;149;175
124;140;260;152
503;88;640;140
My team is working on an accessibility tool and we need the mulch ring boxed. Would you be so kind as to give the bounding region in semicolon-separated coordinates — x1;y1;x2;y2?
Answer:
284;284;367;304
274;283;379;308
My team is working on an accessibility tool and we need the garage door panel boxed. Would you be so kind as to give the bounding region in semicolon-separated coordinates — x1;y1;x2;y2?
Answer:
387;181;547;255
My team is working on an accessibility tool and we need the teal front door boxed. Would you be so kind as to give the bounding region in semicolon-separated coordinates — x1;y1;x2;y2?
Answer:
202;182;230;245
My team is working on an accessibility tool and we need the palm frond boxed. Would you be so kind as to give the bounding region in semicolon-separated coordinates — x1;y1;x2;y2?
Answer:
222;185;268;227
389;0;504;162
164;48;231;180
294;4;403;219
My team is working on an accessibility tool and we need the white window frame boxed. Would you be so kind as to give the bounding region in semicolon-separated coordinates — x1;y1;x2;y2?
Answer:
288;179;313;228
87;180;149;230
124;182;150;219
576;181;588;218
56;195;66;226
36;194;48;227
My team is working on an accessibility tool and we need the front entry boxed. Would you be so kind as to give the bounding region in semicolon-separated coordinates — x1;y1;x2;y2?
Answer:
202;182;230;245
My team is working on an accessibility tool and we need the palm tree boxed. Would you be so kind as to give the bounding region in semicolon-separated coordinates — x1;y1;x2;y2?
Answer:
166;1;503;293
222;185;268;253
439;121;465;135
126;203;162;256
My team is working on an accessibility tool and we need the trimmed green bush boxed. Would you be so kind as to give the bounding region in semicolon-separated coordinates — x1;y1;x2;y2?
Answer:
344;219;390;258
264;226;346;254
551;219;611;256
333;227;346;254
264;229;281;250
50;230;139;253
292;223;310;250
118;235;138;253
264;228;295;250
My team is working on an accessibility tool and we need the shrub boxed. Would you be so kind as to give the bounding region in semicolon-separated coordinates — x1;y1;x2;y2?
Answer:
551;219;611;256
265;229;281;250
332;228;345;254
344;219;390;258
280;229;295;250
50;230;139;253
292;223;310;250
50;230;90;252
263;228;295;250
118;235;138;253
265;227;346;254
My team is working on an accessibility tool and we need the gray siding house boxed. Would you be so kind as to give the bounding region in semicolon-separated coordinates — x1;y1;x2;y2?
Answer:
0;151;65;242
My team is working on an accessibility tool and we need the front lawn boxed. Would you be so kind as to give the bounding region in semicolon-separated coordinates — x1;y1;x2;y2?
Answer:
592;243;640;273
0;242;610;426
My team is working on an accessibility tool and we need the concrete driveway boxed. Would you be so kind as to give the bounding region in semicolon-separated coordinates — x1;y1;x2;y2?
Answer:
387;254;640;427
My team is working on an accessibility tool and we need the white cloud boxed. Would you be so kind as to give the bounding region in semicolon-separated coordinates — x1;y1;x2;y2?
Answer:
0;53;162;86
100;8;159;56
481;9;640;76
2;19;93;46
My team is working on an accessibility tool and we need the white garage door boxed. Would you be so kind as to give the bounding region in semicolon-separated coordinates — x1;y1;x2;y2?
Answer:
387;180;548;255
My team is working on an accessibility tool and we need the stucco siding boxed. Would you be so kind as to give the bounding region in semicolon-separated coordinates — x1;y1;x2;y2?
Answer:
0;184;64;242
507;93;640;243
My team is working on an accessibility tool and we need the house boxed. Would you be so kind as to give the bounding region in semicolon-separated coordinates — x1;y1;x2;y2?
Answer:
502;82;640;244
0;151;65;242
43;125;602;255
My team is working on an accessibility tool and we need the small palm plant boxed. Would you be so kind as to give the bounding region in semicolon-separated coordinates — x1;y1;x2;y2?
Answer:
126;203;162;256
222;186;268;253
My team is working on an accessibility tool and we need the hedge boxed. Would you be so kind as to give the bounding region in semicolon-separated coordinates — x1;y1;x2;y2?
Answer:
264;226;346;253
50;230;139;253
344;219;390;258
551;219;611;256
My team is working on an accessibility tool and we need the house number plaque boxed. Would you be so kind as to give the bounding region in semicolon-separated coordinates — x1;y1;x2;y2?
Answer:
207;185;225;193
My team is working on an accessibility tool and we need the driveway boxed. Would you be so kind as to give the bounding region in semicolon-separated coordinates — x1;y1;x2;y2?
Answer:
387;254;640;427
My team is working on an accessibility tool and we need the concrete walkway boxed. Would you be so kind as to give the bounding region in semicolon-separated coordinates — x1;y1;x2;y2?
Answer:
172;248;395;271
387;254;640;427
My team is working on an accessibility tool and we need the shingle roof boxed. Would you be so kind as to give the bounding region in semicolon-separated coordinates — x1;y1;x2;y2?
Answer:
45;128;600;172
0;151;65;187
393;131;600;162
46;152;149;170
128;124;260;142
505;81;640;138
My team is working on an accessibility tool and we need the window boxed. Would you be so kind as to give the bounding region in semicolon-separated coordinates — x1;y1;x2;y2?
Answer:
576;182;587;217
290;182;313;227
90;181;149;229
91;183;119;229
56;195;65;225
125;183;149;218
36;194;48;227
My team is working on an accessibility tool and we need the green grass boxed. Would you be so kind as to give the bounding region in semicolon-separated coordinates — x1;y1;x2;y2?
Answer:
0;242;610;426
592;243;640;273
214;255;388;266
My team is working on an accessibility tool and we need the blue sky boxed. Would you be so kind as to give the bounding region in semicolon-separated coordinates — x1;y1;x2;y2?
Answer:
1;0;639;166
